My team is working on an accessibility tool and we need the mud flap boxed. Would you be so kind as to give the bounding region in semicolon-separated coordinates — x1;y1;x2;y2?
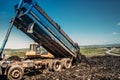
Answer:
72;52;81;65
77;53;81;63
0;67;2;75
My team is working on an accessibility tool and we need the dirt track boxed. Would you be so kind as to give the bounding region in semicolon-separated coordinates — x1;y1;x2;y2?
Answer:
22;55;120;80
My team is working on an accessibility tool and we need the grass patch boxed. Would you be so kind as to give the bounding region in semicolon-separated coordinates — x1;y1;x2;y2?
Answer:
9;52;26;58
3;49;26;58
80;47;107;57
3;47;108;58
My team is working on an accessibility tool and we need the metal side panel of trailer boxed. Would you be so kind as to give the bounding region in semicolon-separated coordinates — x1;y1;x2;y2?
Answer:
14;1;79;58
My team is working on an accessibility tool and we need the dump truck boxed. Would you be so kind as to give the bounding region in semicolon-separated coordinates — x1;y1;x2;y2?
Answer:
0;0;81;80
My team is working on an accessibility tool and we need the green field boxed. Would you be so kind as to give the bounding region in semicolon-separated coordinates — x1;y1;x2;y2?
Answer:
3;49;27;58
80;47;107;57
3;47;108;58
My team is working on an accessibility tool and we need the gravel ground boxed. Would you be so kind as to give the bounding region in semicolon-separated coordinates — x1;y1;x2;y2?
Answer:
23;55;120;80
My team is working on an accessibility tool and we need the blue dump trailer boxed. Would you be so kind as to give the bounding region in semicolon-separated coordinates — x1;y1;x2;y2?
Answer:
14;0;79;58
0;0;81;80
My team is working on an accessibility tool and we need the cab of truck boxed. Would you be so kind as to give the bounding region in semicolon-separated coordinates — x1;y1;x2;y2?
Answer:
26;43;54;58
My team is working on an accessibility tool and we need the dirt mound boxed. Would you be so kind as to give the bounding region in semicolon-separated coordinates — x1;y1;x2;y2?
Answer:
23;55;120;80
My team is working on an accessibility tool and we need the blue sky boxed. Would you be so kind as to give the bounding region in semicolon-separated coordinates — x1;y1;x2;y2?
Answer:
0;0;120;49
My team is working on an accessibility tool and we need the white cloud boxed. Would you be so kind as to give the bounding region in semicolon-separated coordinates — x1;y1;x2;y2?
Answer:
117;22;120;26
112;32;117;35
112;32;120;35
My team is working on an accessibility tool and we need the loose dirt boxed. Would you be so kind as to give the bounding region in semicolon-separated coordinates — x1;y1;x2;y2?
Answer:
22;55;120;80
0;55;119;80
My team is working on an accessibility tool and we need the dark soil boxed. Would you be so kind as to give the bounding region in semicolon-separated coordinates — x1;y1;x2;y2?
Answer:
23;55;120;80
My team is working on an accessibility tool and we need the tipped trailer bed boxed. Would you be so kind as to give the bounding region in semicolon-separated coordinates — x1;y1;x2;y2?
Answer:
14;1;79;58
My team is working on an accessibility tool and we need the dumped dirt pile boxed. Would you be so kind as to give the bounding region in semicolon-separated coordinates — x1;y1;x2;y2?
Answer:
23;55;120;80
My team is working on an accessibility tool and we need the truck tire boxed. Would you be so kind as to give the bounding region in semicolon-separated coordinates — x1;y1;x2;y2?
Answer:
63;59;72;69
52;60;62;71
7;65;24;80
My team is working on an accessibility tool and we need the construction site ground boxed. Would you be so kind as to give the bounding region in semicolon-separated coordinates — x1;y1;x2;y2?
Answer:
22;55;119;80
0;55;120;80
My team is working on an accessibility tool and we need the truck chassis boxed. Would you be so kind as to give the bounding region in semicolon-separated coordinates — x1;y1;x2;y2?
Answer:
0;57;72;80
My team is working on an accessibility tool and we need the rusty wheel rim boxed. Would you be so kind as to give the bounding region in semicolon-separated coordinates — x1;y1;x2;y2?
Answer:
11;70;21;79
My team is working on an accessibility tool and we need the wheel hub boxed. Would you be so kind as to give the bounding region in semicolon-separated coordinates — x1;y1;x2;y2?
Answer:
11;70;20;78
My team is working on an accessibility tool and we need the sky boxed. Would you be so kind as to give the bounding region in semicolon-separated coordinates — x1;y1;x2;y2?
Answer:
0;0;120;49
